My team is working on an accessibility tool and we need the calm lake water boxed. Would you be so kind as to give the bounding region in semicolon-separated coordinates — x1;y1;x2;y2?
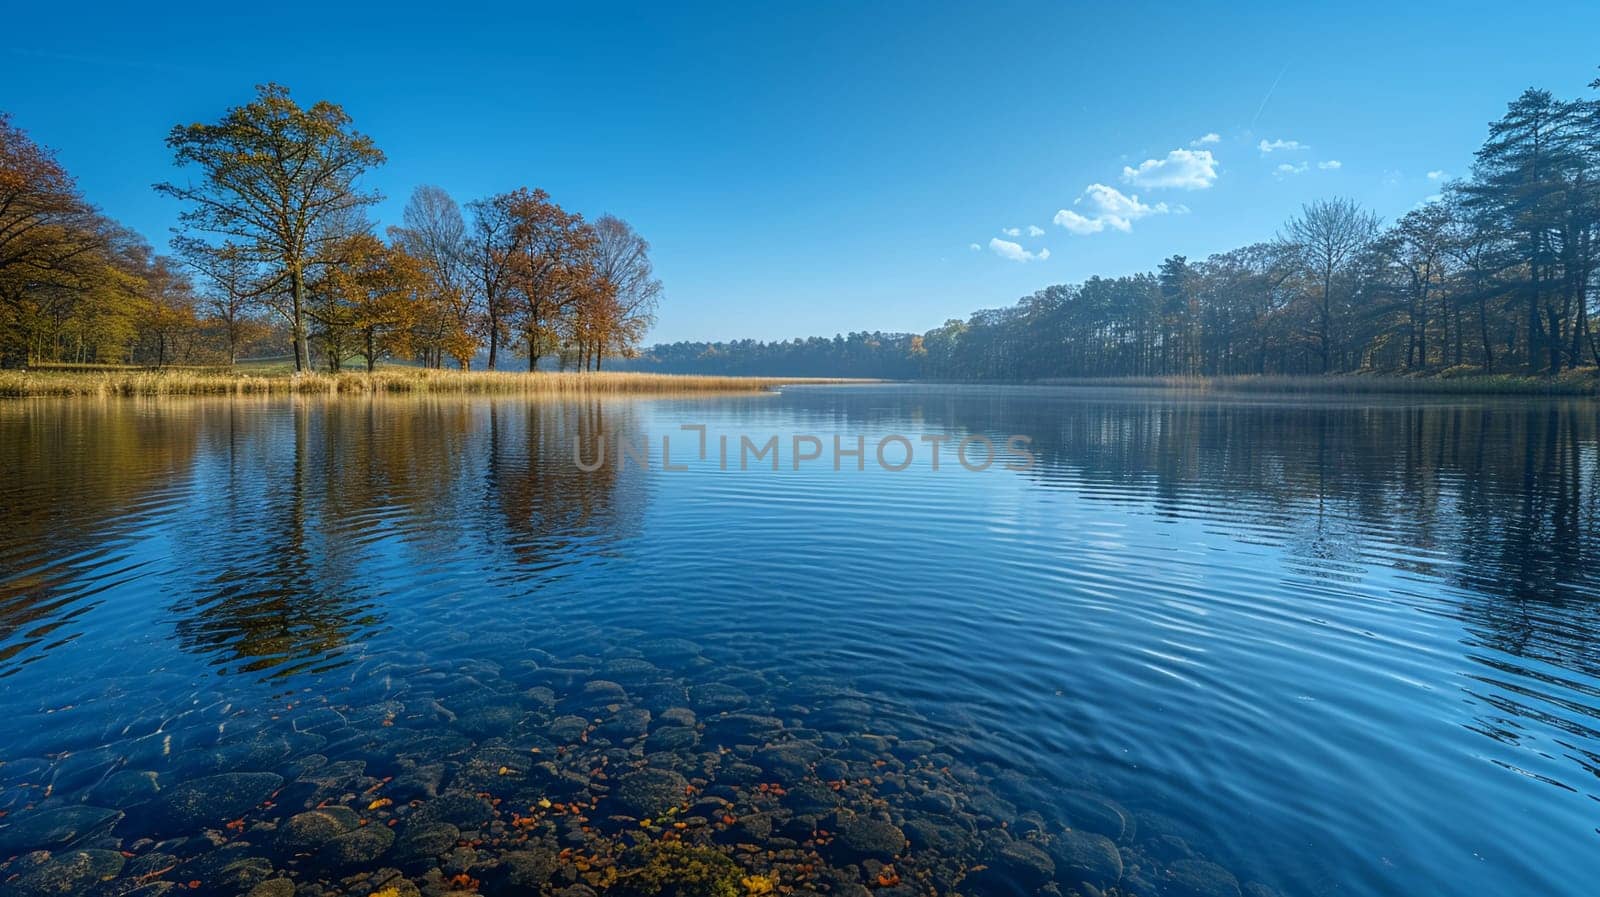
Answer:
1;384;1597;897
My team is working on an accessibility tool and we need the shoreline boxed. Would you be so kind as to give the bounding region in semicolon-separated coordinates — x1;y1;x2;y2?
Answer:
0;368;848;399
1024;372;1600;397
6;368;1596;400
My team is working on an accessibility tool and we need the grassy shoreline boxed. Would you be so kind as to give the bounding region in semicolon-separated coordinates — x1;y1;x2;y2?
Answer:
1032;371;1600;397
0;368;839;399
6;367;1595;399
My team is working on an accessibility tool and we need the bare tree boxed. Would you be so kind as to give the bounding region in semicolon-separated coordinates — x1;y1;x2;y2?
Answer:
1384;203;1454;369
391;186;475;367
590;214;662;369
174;240;260;365
465;192;522;370
1282;198;1380;372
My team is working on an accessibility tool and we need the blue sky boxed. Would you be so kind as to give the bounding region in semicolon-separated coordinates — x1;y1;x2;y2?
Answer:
4;1;1598;343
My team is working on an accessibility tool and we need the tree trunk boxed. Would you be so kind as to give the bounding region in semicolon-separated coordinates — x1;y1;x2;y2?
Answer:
1320;272;1333;374
290;267;310;372
1547;306;1561;374
486;289;499;370
1478;290;1494;372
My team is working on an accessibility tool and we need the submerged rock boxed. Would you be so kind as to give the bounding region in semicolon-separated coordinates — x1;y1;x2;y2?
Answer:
577;679;628;707
392;822;460;865
495;847;559;891
243;880;295;897
141;772;283;835
0;641;1266;897
829;814;905;862
704;712;780;742
170;843;274;894
277;806;360;853
755;743;821;779
645;725;698;752
1051;829;1122;888
656;707;696;729
601;658;660;684
455;706;524;738
1059;790;1131;841
689;683;750;712
86;769;160;806
611;768;690;818
1164;859;1242;897
1;848;124;897
0;805;122;853
547;715;590;743
988;839;1056;888
410;792;495;829
315;824;395;869
599;707;652;739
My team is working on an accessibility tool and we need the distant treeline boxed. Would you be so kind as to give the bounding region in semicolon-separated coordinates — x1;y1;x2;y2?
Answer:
1;84;659;372
614;333;923;379
623;73;1600;380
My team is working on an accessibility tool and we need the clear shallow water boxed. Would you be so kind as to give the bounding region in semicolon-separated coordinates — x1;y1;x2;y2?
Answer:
1;385;1598;896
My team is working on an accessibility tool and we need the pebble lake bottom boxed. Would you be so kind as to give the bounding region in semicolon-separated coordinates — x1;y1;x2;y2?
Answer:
0;384;1597;897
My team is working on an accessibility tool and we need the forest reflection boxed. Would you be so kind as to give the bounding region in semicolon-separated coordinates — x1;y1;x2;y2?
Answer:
754;387;1600;684
0;396;648;679
2;392;1597;695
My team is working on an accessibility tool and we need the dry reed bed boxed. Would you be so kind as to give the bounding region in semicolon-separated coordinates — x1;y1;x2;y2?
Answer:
0;369;837;398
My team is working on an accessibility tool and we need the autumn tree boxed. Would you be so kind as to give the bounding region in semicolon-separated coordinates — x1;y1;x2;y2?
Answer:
567;275;620;370
305;230;425;372
0;113;106;366
134;254;203;367
504;189;596;371
349;239;425;372
156;84;385;372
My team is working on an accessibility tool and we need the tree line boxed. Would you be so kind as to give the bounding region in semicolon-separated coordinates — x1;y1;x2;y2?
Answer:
0;84;660;371
624;73;1600;381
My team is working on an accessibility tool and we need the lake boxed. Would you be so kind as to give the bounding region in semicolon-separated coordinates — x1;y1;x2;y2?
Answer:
0;384;1596;897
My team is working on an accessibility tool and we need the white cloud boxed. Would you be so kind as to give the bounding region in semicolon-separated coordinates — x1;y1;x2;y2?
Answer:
968;243;981;251
1054;183;1170;235
1026;224;1045;237
1259;138;1306;154
1001;227;1021;237
1275;162;1308;176
1054;209;1106;235
1426;169;1447;180
1191;132;1221;146
989;237;1050;262
1121;148;1218;190
1317;160;1342;170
